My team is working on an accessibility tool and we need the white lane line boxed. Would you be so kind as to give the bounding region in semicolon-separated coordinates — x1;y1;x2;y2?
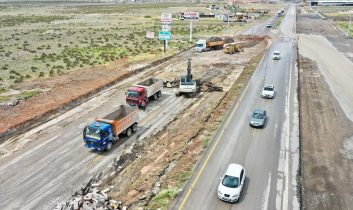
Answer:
252;129;256;137
273;123;278;137
276;41;294;210
262;172;272;210
283;43;294;210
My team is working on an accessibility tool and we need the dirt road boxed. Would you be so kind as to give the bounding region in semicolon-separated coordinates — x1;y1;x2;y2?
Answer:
0;36;267;209
297;7;353;210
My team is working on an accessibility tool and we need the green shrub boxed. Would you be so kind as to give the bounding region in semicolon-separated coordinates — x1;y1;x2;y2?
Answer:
14;76;24;83
20;90;42;99
39;72;45;77
149;188;179;209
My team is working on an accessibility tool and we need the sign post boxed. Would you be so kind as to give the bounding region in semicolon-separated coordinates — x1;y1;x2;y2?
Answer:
159;31;171;54
183;12;199;42
160;13;172;54
189;21;193;42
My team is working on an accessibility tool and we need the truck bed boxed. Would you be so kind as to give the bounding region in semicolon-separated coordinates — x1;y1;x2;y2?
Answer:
96;105;138;136
135;77;163;98
137;78;159;87
103;105;132;121
207;41;224;47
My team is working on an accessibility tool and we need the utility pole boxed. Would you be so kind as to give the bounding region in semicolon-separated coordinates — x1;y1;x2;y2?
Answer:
347;13;352;38
189;21;193;42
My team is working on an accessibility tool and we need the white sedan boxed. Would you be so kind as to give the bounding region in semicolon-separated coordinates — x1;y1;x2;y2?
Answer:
217;164;246;202
272;50;280;60
262;84;275;99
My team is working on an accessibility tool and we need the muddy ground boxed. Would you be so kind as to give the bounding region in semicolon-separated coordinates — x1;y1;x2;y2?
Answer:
297;7;353;210
299;55;353;210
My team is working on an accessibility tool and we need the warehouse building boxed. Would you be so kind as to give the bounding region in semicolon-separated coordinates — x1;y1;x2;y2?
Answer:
309;0;353;6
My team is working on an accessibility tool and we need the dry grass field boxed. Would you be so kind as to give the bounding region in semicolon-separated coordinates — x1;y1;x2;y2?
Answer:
0;2;261;101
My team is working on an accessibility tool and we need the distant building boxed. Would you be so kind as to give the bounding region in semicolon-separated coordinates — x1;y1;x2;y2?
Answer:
309;0;353;6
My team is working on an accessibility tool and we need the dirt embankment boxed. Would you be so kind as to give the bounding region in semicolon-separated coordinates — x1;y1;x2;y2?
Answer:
0;48;192;142
299;55;353;210
92;46;266;209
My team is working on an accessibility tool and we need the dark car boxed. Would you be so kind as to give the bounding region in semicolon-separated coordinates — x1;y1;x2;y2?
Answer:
249;109;267;128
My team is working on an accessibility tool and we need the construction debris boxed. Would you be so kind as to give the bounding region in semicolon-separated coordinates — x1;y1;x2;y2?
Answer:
54;187;124;210
163;79;179;88
163;78;222;92
201;81;223;92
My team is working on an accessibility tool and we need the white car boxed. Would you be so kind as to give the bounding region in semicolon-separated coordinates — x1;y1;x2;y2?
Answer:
262;84;275;99
217;164;246;202
266;23;272;28
272;50;280;60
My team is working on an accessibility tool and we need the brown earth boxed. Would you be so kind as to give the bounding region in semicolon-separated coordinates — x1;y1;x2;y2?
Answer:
299;55;353;210
0;58;128;133
97;48;265;209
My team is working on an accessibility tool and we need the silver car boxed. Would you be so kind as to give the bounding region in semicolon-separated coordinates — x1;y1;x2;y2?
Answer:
249;109;267;128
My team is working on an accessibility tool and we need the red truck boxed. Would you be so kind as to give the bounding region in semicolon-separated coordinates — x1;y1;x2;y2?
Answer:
126;77;163;110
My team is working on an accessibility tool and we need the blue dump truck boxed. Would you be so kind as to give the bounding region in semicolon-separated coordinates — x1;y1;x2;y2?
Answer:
83;105;139;151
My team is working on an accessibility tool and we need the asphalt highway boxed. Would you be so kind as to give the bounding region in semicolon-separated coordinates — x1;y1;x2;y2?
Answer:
173;5;299;210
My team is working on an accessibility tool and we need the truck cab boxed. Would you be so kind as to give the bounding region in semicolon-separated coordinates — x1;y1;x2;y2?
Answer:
83;122;114;151
195;39;207;52
126;86;146;107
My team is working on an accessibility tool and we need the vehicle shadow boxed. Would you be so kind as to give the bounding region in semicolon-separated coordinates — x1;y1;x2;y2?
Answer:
237;176;250;203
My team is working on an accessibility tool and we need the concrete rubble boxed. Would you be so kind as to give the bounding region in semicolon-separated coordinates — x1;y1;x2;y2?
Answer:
54;186;126;210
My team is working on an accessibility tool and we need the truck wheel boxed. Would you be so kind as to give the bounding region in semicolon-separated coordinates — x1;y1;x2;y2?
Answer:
153;93;158;100
157;91;161;98
126;127;132;137
106;142;113;151
132;123;138;132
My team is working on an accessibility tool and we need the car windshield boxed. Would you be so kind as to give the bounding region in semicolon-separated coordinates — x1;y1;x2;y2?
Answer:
274;52;280;55
196;44;204;47
264;87;273;91
222;175;239;188
252;113;264;119
127;90;139;98
85;126;101;141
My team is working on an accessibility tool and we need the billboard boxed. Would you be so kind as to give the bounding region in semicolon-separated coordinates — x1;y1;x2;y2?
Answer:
161;24;171;32
159;31;171;40
184;12;199;21
161;13;172;23
146;31;154;39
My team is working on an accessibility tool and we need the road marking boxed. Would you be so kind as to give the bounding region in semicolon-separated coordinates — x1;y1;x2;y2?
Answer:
177;66;255;210
252;129;256;137
274;123;278;137
281;41;294;210
262;172;272;210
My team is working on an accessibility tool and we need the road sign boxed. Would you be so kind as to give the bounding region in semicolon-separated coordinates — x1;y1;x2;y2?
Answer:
161;24;171;32
159;31;171;40
184;12;199;21
146;31;154;39
161;13;172;23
